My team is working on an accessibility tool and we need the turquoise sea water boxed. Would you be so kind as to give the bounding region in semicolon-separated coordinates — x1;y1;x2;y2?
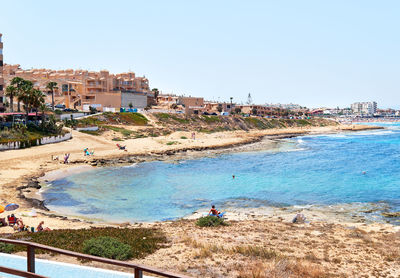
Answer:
43;123;400;223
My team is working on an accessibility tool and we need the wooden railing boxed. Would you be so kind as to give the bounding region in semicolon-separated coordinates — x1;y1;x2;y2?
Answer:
0;238;190;278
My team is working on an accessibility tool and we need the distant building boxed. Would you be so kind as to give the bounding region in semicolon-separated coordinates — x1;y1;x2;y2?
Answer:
238;105;271;116
3;64;151;111
204;102;235;113
157;94;179;105
178;97;205;115
351;102;377;115
267;103;303;110
0;33;3;109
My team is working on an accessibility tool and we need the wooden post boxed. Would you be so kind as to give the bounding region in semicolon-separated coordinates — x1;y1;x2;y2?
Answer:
27;245;35;273
134;268;143;278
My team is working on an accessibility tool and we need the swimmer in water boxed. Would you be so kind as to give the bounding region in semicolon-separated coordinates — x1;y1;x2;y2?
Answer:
232;175;235;179
362;171;367;175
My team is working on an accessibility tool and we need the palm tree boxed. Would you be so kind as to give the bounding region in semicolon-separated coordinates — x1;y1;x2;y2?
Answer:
18;80;34;125
152;88;160;103
5;85;17;112
39;103;47;126
46;81;58;111
32;89;45;125
10;77;25;112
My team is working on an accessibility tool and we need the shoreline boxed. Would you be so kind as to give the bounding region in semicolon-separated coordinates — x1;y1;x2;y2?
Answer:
12;123;393;228
0;124;386;230
2;123;399;277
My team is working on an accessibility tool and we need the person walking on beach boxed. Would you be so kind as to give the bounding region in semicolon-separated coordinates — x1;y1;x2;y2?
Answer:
64;153;70;164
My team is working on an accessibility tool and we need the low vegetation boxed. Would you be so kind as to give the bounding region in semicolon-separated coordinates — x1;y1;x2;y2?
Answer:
196;216;227;227
166;141;179;145
153;113;335;133
83;236;133;260
63;112;160;139
65;112;148;128
7;227;168;260
0;117;65;144
0;242;15;253
237;259;327;278
60;111;335;141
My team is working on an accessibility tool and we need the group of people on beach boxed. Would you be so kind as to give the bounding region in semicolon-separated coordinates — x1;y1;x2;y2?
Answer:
51;153;70;164
0;214;50;232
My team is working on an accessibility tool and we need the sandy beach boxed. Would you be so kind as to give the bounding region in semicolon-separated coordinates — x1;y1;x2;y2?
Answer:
2;123;399;277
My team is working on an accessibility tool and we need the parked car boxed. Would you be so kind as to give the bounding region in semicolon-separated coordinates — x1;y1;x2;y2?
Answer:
55;104;65;109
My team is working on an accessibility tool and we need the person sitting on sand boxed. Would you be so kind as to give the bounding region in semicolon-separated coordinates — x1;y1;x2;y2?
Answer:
36;221;51;232
292;213;306;224
116;144;127;151
208;205;225;218
0;218;7;227
7;214;17;226
84;148;94;156
16;219;26;232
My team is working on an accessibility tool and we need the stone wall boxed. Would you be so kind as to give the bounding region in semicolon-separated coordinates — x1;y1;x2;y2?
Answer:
121;92;147;109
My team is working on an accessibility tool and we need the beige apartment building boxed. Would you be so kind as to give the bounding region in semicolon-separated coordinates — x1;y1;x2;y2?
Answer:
3;64;152;111
178;97;205;115
204;102;235;113
238;105;271;116
0;33;3;109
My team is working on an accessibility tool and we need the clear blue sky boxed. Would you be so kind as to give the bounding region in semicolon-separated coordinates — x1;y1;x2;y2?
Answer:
1;0;399;108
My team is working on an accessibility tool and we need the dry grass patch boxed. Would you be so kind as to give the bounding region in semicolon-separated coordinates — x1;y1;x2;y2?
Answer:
237;259;328;278
182;236;278;260
232;245;279;260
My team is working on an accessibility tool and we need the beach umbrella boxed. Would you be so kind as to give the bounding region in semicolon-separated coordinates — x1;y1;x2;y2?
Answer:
0;205;4;213
5;203;19;211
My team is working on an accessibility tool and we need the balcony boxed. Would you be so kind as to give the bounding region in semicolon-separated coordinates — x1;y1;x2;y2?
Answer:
86;83;105;90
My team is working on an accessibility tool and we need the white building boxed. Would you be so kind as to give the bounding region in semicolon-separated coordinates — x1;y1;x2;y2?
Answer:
351;102;377;115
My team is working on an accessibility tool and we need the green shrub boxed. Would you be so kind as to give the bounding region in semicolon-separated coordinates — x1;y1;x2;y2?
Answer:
180;136;188;139
79;130;102;136
166;141;179;145
104;126;133;137
196;216;227;227
83;236;132;260
118;113;148;125
202;115;221;123
0;242;15;253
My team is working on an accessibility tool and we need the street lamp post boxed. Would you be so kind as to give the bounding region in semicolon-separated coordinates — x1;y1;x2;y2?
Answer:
230;97;233;114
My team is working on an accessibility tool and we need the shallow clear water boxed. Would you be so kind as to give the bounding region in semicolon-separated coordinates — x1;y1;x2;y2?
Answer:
43;123;400;223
